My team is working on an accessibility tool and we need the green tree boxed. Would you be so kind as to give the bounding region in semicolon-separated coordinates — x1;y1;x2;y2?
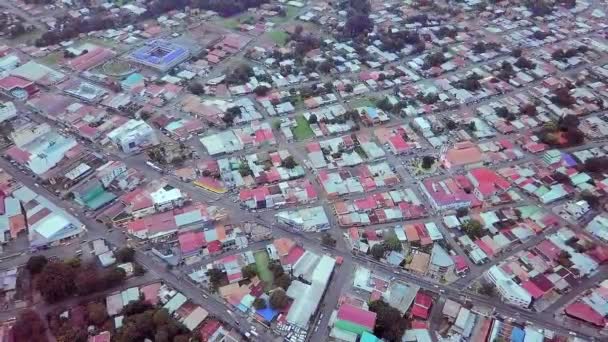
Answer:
242;264;258;279
115;247;135;263
368;300;408;341
26;255;48;275
478;283;497;297
269;288;290;309
275;273;292;290
152;308;171;327
281;156;298;169
188;81;205;95
462;219;484;239
36;262;76;303
308;113;318;124
87;302;108;325
272;119;281;130
207;268;226;290
253;297;266;310
321;232;337;247
383;233;402;252
371;244;386;260
421;155;435;169
12;309;47;342
254;85;270;96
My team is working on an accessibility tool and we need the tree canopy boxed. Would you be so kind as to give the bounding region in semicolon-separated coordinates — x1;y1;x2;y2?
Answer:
12;309;48;342
269;288;290;309
26;255;48;275
368;300;408;341
36;262;76;303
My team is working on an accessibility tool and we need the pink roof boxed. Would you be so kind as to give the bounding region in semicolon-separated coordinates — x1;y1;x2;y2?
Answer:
522;281;544;299
388;135;409;152
282;245;305;265
414;292;432;308
354;197;376;211
475;239;494;257
0;75;32;90
207;240;222;253
337;304;377;329
127;211;177;234
68;47;115;71
4;146;30;164
452;255;469;272
178;231;205;254
536;240;561;261
469;167;511;193
140;283;162;305
565;302;605;327
199;319;222;339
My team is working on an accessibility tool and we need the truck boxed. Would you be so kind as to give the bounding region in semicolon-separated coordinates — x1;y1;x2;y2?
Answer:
146;161;163;173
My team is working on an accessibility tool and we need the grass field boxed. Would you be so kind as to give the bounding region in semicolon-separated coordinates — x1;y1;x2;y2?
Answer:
350;96;376;108
254;250;273;289
267;30;289;46
218;14;254;30
38;52;62;66
293;115;315;141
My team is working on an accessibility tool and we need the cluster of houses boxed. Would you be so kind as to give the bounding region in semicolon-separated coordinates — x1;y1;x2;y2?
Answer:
333;189;426;227
443;205;560;265
0;169;84;249
484;227;606;310
99;282;242;341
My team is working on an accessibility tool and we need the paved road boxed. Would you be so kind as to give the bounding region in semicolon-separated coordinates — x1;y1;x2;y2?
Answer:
0;158;278;342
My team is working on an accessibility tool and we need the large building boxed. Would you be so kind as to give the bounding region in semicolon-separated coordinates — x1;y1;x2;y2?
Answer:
286;255;336;328
127;40;190;72
107;119;159;154
485;266;531;308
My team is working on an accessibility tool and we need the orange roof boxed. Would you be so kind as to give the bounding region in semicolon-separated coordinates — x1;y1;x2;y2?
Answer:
9;214;26;238
274;238;295;256
404;225;420;242
215;224;227;241
444;144;483;167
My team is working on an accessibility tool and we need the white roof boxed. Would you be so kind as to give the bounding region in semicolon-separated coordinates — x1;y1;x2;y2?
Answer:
32;214;72;239
150;187;183;205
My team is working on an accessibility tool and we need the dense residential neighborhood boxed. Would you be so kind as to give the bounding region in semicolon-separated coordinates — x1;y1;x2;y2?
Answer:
0;0;607;342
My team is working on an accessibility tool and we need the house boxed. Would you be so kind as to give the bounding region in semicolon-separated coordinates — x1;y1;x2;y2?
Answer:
334;304;377;335
467;167;511;201
563;200;590;220
0;101;16;123
107;119;160;154
150;187;185;212
586;214;608;242
72;179;117;210
485;265;531;308
428;244;455;278
275;206;330;232
411;292;432;319
441;142;483;169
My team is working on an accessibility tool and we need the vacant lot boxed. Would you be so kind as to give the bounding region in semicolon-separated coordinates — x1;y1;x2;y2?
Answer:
294;115;315;141
254;250;273;289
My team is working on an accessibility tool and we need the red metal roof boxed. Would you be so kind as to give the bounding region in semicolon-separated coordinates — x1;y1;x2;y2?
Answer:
565;302;605;327
337;304;377;329
0;75;32;90
178;231;205;254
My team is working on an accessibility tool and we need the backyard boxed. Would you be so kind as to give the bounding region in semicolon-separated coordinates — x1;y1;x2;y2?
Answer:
293;115;315;141
267;30;289;46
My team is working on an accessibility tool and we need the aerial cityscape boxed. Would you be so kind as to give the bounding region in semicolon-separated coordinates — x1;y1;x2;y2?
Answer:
0;0;606;341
